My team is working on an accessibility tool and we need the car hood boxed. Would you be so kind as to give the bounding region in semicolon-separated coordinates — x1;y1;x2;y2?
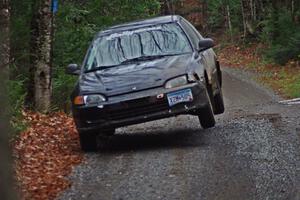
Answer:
79;53;195;96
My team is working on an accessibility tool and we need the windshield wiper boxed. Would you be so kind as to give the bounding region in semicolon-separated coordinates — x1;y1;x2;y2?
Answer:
121;54;179;64
84;54;182;73
84;65;119;73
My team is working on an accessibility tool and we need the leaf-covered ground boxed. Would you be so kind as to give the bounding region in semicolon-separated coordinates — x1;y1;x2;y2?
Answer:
218;43;300;98
13;112;83;200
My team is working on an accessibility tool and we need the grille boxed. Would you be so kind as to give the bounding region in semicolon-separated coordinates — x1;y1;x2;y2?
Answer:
107;97;169;120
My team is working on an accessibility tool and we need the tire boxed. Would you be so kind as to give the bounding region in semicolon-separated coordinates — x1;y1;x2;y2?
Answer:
102;129;115;136
198;85;216;129
79;131;98;152
205;76;216;112
198;103;216;129
213;81;225;115
97;129;115;149
216;60;222;87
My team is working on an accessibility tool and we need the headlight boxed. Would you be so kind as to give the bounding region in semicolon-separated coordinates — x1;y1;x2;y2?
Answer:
84;95;106;105
165;75;188;89
73;94;106;105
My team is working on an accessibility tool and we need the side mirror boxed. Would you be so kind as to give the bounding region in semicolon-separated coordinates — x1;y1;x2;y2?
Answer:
66;64;81;75
198;38;215;52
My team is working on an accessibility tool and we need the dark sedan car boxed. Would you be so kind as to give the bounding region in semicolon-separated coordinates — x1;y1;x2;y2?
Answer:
66;15;224;151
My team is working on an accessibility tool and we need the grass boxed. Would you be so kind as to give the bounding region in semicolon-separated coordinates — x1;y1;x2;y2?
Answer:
266;70;300;98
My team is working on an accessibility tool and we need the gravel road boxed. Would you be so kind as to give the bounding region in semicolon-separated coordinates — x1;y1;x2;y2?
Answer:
58;67;300;200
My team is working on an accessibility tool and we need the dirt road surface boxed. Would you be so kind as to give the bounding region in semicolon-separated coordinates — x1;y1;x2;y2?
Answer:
58;67;300;200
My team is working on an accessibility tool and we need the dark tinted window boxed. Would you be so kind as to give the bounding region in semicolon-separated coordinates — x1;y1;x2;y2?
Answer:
185;19;204;39
180;20;200;48
180;19;204;49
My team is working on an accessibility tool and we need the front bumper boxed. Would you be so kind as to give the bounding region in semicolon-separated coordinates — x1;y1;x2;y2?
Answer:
72;82;209;132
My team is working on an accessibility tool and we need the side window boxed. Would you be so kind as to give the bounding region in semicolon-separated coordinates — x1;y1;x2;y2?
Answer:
184;20;204;40
180;20;200;49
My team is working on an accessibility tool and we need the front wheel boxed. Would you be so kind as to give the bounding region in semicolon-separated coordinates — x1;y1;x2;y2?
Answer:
79;131;98;152
213;81;225;115
102;129;115;136
198;103;216;129
198;77;216;129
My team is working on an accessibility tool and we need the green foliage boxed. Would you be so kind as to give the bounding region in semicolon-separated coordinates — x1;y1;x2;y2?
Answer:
9;0;34;133
208;0;300;65
52;67;77;112
207;0;242;31
289;78;300;98
10;0;33;77
8;74;27;133
261;10;300;65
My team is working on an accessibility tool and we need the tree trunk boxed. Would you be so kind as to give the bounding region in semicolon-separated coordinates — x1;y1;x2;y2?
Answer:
271;0;280;40
202;0;208;33
226;4;233;41
30;0;53;113
241;0;247;39
241;0;255;39
258;0;266;21
0;0;10;69
161;0;175;15
0;0;17;199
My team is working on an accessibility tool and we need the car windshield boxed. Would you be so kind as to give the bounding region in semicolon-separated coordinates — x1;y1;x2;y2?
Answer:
84;23;192;71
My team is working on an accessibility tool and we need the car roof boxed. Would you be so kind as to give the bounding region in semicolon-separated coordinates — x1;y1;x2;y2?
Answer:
96;15;182;37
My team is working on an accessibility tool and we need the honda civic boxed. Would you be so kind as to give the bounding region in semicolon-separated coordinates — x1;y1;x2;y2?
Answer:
66;15;225;151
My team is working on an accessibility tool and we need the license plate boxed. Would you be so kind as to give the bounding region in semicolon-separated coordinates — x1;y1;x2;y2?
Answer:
167;89;193;107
